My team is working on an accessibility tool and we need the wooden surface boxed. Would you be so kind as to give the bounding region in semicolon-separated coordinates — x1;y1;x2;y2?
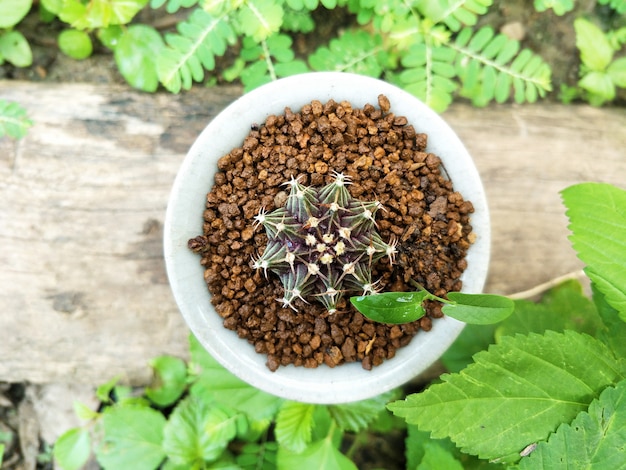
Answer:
1;81;625;385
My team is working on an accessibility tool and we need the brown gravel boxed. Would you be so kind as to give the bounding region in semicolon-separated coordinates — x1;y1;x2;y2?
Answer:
189;95;474;371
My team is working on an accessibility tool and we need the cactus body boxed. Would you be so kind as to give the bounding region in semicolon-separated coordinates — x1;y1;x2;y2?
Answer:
253;172;397;314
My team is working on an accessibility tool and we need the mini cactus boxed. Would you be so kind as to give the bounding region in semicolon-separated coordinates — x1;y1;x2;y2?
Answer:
252;172;397;314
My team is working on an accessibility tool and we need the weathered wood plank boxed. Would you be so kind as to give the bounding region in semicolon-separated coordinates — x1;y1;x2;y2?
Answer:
1;81;624;385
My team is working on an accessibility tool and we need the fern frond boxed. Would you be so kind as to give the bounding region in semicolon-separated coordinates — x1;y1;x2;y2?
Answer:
533;0;574;16
157;8;236;93
149;0;199;14
398;42;457;112
348;0;414;32
452;26;552;106
236;0;284;42
239;34;308;91
417;0;493;32
0;100;33;140
598;0;626;14
308;30;387;77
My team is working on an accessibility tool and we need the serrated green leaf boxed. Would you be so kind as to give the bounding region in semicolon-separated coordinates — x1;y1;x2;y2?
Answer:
443;292;514;325
189;334;282;421
518;379;626;469
608;57;626;88
275;401;315;453
53;428;91;470
574;18;614;72
277;437;357;470
388;331;625;463
115;25;164;92
237;441;278;470
145;355;187;407
562;183;626;318
350;291;427;324
0;99;32;139
0;31;32;67
0;0;32;28
496;279;604;340
163;396;237;466
593;283;626;361
96;406;166;470
441;323;497;373
418;441;464;470
327;392;394;432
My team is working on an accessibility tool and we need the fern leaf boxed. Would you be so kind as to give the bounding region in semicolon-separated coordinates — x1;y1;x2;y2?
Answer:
239;34;309;91
308;30;387;77
399;42;457;112
149;0;199;14
453;26;552;106
533;0;574;16
0;100;32;140
418;0;494;32
157;8;235;93
236;0;284;42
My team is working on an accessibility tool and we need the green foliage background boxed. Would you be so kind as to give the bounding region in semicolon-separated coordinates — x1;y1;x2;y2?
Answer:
50;182;626;469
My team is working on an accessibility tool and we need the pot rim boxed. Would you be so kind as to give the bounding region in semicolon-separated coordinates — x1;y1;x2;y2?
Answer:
164;72;490;404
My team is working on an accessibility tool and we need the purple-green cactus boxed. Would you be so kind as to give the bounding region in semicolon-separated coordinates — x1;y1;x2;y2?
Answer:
252;172;397;314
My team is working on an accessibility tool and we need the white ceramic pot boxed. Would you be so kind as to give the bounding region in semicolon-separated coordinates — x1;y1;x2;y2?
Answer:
164;72;490;404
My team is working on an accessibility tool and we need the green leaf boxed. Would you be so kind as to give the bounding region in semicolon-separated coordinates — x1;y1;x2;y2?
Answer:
0;0;32;28
96;406;166;470
562;183;626;318
236;0;283;42
189;334;282;421
593;283;626;361
608;56;626;88
275;401;315;453
533;0;574;15
59;0;148;29
115;25;164;92
73;401;99;421
157;8;235;93
163;396;237;466
0;444;3;467
53;428;91;470
0;31;32;67
58;29;92;60
0;99;32;139
496;279;604;339
574;18;614;72
96;376;120;403
418;441;464;470
145;355;187;407
443;292;514;324
417;0;492;32
350;291;428;324
309;30;386;77
518;379;626;469
399;42;457;112
277;437;357;470
579;71;615;104
237;442;278;470
441;323;497;373
388;331;624;463
327;392;394;432
97;25;124;50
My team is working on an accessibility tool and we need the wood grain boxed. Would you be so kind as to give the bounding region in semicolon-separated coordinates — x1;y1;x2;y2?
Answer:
1;81;624;385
